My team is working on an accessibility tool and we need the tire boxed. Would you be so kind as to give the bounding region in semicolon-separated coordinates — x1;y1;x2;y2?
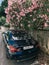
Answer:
6;47;13;59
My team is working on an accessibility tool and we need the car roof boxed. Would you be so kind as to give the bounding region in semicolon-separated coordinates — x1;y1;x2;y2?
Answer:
10;29;28;34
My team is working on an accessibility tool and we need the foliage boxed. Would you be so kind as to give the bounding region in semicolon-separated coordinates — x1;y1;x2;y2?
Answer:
4;23;10;28
5;0;49;30
0;16;6;26
0;0;8;17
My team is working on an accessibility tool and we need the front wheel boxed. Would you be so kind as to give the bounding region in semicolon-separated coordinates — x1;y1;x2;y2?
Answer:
6;48;13;59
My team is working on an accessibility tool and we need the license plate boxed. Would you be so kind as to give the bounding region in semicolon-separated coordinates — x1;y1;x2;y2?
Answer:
23;46;34;50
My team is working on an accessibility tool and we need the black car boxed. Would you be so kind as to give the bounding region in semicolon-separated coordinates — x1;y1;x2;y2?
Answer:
2;29;40;61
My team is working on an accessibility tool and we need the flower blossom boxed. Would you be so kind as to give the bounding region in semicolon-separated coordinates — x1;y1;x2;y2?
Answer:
47;8;49;12
40;3;43;7
19;11;25;16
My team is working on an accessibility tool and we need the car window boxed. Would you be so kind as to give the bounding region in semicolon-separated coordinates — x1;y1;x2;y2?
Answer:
13;39;34;46
14;40;29;46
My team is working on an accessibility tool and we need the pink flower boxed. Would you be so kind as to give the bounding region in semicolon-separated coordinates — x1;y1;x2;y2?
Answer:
40;3;43;7
21;9;25;13
12;15;15;18
22;0;26;3
28;7;33;12
31;5;34;10
8;0;13;6
19;11;25;16
30;15;32;17
5;8;9;14
28;24;31;27
33;3;38;9
44;23;48;27
14;12;18;15
20;24;23;27
47;8;49;12
39;14;45;18
33;18;36;21
32;0;36;5
44;14;48;20
17;0;22;5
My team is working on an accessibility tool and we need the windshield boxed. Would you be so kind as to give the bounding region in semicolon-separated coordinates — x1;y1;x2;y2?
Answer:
9;36;35;46
13;38;35;46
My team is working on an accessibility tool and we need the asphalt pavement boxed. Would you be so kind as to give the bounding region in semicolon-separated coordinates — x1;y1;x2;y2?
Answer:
0;29;38;65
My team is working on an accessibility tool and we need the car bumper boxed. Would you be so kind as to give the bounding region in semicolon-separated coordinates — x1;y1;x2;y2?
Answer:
9;48;40;60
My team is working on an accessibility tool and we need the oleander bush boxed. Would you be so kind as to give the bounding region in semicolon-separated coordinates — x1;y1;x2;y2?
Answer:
5;0;49;30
